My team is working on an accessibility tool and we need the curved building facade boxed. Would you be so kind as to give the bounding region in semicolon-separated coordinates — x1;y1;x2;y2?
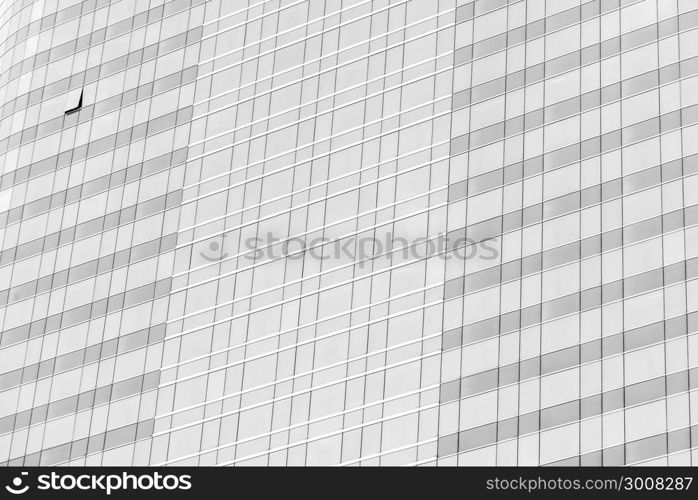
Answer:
0;0;697;466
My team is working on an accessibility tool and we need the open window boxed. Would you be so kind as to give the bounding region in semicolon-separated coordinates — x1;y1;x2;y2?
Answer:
64;88;83;115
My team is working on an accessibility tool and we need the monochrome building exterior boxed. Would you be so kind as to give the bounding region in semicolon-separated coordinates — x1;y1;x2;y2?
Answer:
0;0;697;466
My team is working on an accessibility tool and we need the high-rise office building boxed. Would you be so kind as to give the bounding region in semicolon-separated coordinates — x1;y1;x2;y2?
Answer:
0;0;697;467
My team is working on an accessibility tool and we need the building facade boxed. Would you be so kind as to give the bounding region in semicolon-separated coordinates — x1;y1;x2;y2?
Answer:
0;0;697;466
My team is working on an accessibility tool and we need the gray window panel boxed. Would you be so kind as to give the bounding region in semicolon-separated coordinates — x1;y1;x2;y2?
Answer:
666;315;688;339
508;25;526;46
519;358;539;380
602;280;623;304
30;406;48;426
622;117;659;144
685;155;698;177
658;17;679;39
601;179;622;202
443;277;464;300
600;37;620;59
448;180;467;202
505;70;525;93
518;411;539;436
502;260;521;282
581;0;601;19
498;417;518;441
545;96;580;123
581;89;601;112
474;0;507;16
545;143;580;171
548;5;581;31
624;166;660;194
625;377;665;407
602;334;623;358
657;206;684;231
455;47;473;67
526;19;545;39
450;133;470;155
505;115;524;137
581;235;601;258
622;24;657;52
524;109;544;130
455;3;474;23
661;109;682;132
543;242;580;269
682;57;698;80
625;434;667;464
668;428;691;454
136;419;155;440
471;78;505;102
440;380;460;403
686;205;698;226
94;386;113;407
499;363;518;386
624;216;662;244
679;9;698;30
624;268;663;297
581;394;601;419
546;51;580;77
464;267;500;293
452;89;471;110
580;339;601;364
467;217;501;243
691;368;698;389
104;423;138;450
521;304;541;328
602;130;622;152
437;435;458;457
544;193;579;219
460;369;498;397
682;104;698;127
659;62;681;86
40;444;70;466
581;451;603;466
87;433;106;456
459;423;497;452
541;346;579;375
540;400;579;430
46;396;78;420
581;43;600;65
542;293;579;321
602;445;625;466
666;371;689;396
522;204;542;225
603;388;624;413
500;310;520;334
502;210;522;232
442;328;463;351
601;229;622;252
524;156;544;177
625;321;663;351
469;170;502;195
0;370;21;390
462;318;498;345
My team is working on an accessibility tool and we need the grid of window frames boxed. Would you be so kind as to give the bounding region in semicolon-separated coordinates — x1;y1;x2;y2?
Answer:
0;0;697;467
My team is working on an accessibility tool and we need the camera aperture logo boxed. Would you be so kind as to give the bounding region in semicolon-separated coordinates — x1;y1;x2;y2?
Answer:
5;472;29;494
4;471;192;495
